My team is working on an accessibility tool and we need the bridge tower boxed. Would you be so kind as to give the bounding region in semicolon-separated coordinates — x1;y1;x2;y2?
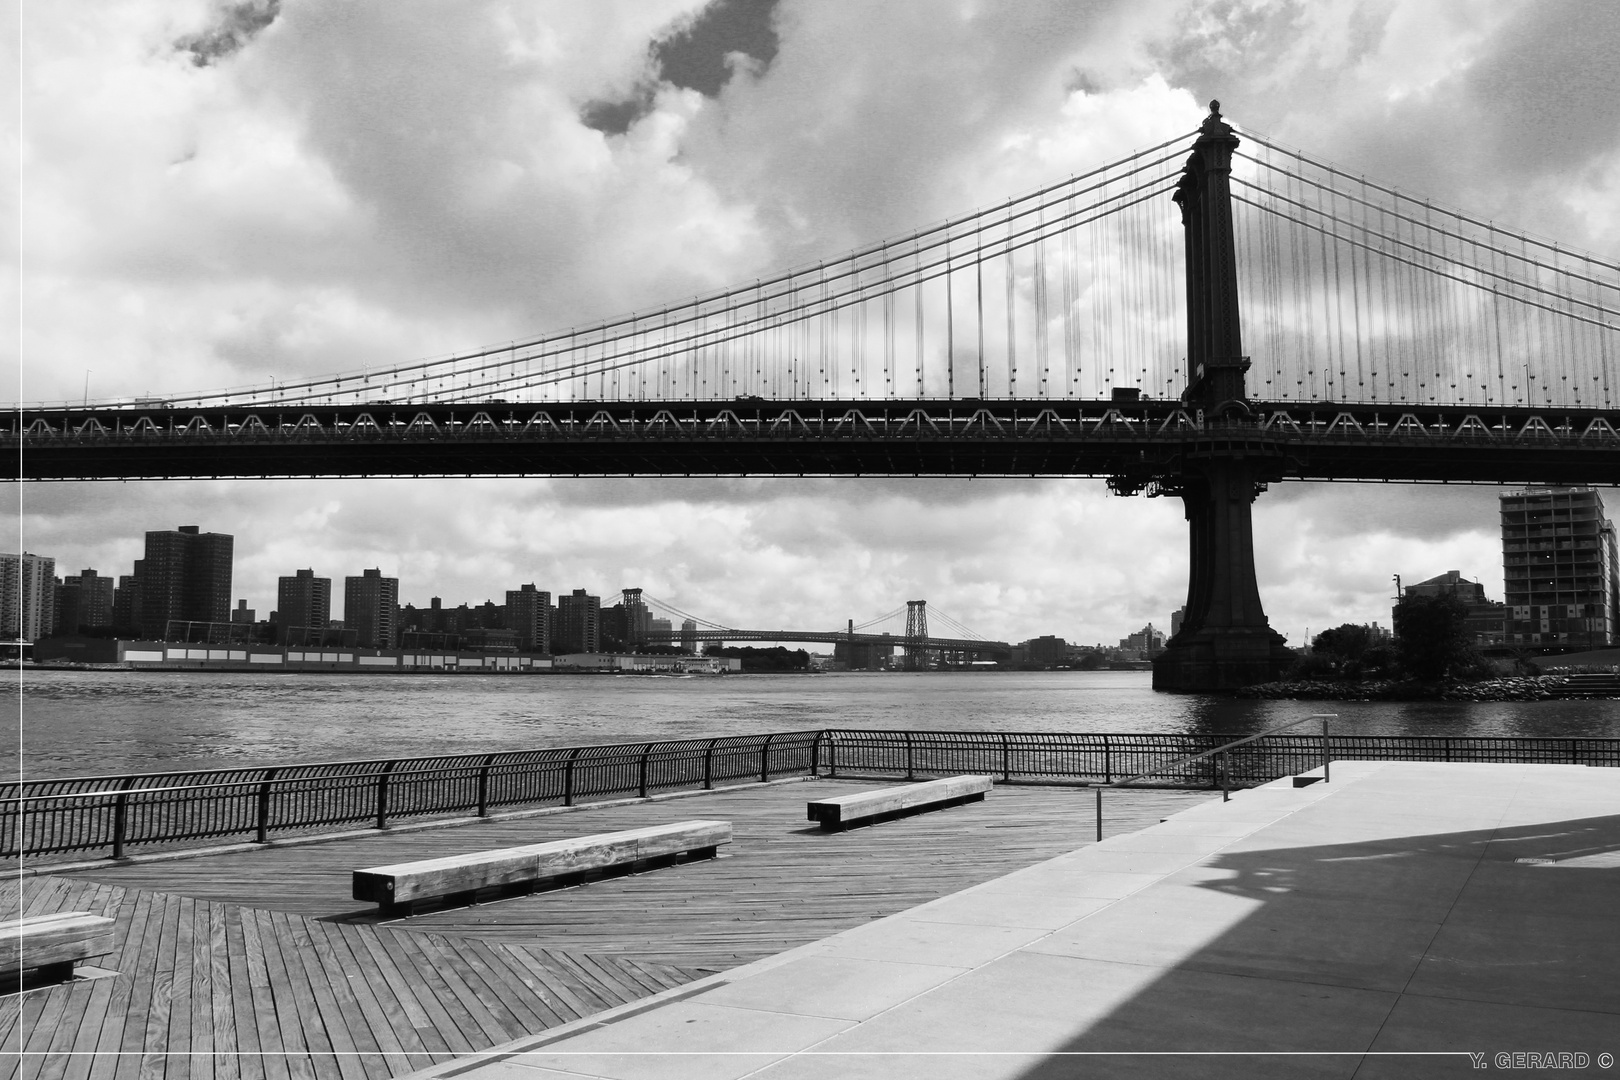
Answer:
904;600;929;671
1146;102;1293;691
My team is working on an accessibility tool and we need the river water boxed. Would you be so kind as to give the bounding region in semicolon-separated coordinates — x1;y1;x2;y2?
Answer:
8;669;1618;781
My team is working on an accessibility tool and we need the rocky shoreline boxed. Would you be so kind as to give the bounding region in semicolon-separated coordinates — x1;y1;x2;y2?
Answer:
1236;675;1609;701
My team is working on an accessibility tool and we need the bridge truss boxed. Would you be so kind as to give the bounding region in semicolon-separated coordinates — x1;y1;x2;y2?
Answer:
15;397;1617;485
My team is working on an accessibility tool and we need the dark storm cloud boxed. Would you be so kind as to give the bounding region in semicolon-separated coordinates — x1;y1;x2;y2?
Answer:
175;0;280;67
581;0;781;135
656;0;780;96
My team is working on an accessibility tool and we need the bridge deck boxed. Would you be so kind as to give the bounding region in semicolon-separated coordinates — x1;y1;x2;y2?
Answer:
16;399;1619;483
2;779;1212;1079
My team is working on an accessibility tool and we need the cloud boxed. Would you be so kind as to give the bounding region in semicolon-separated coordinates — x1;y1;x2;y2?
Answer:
583;0;782;134
174;0;281;68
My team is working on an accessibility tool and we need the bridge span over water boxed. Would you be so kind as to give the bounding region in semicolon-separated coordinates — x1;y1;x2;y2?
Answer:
12;105;1618;689
14;397;1617;485
640;626;1011;661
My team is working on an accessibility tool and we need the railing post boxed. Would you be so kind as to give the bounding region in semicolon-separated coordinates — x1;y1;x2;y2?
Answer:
564;748;582;807
1103;735;1112;784
1220;751;1229;802
905;732;915;780
256;767;279;843
1321;716;1331;783
810;732;821;778
638;744;650;799
477;755;493;817
760;734;775;783
1000;733;1010;782
109;775;138;860
828;735;839;778
1445;736;1453;763
376;761;397;830
704;738;717;790
112;792;129;860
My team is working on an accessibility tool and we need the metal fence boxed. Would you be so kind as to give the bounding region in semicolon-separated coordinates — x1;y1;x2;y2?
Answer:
816;730;1620;786
0;731;822;859
4;729;1616;861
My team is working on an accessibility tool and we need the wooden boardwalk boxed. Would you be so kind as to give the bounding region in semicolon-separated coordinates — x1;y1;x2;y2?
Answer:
4;778;1213;1080
0;876;701;1080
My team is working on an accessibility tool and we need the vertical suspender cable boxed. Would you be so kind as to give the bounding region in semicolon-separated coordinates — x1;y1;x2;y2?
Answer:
1006;215;1017;397
977;220;987;399
915;241;926;397
947;236;956;399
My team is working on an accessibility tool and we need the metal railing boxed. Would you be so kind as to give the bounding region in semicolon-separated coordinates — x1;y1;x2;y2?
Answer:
4;728;1617;861
813;729;1620;783
1;732;821;860
1094;714;1334;841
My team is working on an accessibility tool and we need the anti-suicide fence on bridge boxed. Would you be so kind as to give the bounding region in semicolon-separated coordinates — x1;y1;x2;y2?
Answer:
3;729;1617;861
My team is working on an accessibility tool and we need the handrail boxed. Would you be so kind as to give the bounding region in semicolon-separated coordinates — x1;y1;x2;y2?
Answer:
1109;713;1335;789
0;750;723;805
1094;714;1336;841
1;731;824;789
6;726;1615;862
0;730;826;860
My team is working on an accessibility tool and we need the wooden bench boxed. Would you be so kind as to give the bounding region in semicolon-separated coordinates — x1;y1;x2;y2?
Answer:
1;912;116;986
807;774;994;831
352;819;733;916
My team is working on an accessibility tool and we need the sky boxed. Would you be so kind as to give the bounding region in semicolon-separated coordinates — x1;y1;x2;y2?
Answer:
9;0;1620;646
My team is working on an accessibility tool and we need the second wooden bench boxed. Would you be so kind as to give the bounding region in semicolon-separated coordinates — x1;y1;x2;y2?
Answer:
1;912;116;987
352;819;732;916
807;774;994;831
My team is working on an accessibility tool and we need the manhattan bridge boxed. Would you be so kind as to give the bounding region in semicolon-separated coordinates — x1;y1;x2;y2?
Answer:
13;105;1619;690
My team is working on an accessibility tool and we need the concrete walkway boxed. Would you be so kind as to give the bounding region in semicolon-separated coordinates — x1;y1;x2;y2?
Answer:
407;762;1620;1079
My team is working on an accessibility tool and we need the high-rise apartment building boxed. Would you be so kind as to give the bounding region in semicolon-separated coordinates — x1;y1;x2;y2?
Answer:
137;526;234;639
1501;487;1618;647
557;589;601;653
680;618;698;653
56;569;115;634
2;553;57;641
112;563;143;633
344;569;400;649
505;585;551;653
277;569;332;644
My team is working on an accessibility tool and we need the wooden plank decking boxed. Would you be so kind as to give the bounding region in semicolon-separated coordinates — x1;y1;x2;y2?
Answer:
0;876;699;1080
4;779;1214;1080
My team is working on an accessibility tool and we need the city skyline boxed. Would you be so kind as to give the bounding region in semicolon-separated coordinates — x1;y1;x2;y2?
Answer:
22;511;1512;650
11;3;1620;649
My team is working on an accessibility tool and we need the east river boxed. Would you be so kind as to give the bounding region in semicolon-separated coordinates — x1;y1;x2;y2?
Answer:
7;668;1620;781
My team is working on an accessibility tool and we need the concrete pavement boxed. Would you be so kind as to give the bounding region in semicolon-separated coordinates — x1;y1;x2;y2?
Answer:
408;762;1620;1079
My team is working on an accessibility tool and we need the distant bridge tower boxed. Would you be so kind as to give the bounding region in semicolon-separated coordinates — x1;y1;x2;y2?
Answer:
1142;102;1293;691
904;600;929;670
622;588;648;645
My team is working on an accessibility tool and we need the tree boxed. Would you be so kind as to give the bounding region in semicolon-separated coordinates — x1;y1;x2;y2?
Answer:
1393;593;1474;681
1311;623;1372;662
